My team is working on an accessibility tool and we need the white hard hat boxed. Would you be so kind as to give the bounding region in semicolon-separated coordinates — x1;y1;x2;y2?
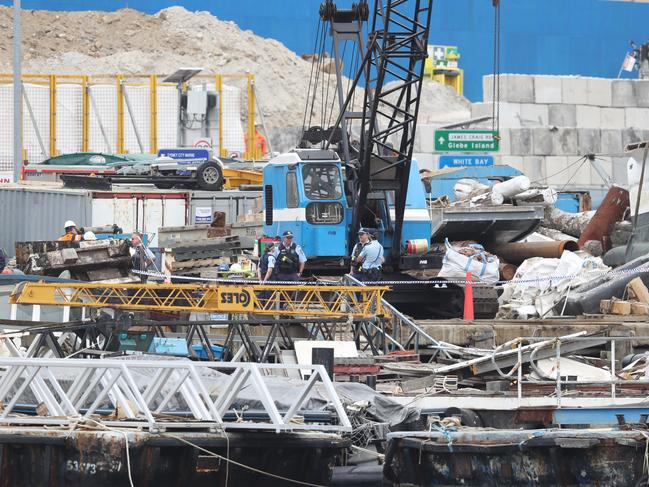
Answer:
83;231;97;241
64;220;77;228
229;263;243;272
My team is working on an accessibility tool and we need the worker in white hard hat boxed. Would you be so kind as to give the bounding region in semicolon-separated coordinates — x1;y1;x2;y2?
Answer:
58;220;82;242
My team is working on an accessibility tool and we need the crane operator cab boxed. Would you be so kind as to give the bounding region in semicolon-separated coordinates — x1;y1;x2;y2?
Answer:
262;148;434;274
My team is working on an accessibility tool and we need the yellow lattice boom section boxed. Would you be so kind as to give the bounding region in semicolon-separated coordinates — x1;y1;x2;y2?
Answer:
9;282;389;318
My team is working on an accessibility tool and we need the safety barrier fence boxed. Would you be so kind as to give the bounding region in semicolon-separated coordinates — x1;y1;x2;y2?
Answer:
134;263;649;288
0;72;256;173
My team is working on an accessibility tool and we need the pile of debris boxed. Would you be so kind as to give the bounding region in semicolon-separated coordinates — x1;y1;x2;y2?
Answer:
541;185;631;257
374;327;649;405
15;239;135;282
158;211;257;278
423;164;649;320
450;175;557;208
161;237;249;278
600;277;649;316
494;182;649;319
497;249;609;319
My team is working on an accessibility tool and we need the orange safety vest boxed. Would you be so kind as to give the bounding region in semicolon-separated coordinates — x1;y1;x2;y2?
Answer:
58;233;82;242
245;130;268;160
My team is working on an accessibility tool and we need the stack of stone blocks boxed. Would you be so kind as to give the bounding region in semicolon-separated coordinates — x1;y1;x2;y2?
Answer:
414;75;649;190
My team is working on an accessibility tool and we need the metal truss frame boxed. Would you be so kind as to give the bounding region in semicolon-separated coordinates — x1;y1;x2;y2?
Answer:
0;357;351;433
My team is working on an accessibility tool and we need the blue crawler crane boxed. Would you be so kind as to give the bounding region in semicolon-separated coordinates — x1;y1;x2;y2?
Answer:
262;0;499;318
263;149;433;272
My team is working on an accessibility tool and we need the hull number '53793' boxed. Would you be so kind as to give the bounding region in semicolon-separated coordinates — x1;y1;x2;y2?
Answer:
216;287;253;311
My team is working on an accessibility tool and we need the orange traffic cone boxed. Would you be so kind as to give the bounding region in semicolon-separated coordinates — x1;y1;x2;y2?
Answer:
463;272;474;320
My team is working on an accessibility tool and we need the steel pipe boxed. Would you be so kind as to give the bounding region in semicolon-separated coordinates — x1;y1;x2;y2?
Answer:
577;185;630;250
499;263;518;281
491;240;579;265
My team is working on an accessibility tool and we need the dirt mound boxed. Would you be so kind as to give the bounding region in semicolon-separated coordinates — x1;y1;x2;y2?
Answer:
0;5;470;151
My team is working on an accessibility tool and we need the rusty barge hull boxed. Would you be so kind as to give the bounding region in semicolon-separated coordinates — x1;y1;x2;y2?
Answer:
384;428;647;486
0;427;348;487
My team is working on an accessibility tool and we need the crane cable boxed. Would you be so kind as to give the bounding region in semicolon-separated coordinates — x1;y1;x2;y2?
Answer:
321;30;334;141
308;21;328;131
491;0;501;137
300;17;322;142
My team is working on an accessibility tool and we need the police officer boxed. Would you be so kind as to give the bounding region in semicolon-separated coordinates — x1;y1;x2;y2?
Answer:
351;228;384;282
273;231;307;282
257;241;276;283
350;228;370;277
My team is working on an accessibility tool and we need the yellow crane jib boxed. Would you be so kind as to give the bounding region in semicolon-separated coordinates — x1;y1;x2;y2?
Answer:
9;282;389;318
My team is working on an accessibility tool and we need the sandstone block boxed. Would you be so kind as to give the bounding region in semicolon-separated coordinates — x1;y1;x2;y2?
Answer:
587;78;612;107
576;105;601;128
484;74;535;103
612;80;636;107
509;128;532;155
636;80;649;108
534;76;562;104
523;156;545;182
561;76;589;105
578;129;601;155
600;108;626;129
520;103;549;127
545;156;570;185
549;104;576;127
532;128;553;155
551;128;579;155
625;108;649;130
600;129;623;155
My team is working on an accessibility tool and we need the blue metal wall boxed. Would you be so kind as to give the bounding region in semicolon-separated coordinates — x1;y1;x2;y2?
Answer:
4;0;648;101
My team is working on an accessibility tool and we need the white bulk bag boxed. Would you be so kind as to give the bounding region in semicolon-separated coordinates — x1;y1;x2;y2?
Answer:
438;238;500;283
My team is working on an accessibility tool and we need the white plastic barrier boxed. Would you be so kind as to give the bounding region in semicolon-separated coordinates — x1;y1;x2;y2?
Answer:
88;84;118;153
157;85;179;149
222;84;245;155
123;84;151;154
0;84;15;172
56;83;84;155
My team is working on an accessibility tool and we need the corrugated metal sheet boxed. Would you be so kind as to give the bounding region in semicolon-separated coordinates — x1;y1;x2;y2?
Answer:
0;187;91;257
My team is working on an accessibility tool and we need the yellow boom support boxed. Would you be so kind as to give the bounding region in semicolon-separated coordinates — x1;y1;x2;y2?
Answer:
9;282;388;318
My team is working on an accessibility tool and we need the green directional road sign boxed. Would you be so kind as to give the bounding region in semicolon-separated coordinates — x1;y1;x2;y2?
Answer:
434;130;499;152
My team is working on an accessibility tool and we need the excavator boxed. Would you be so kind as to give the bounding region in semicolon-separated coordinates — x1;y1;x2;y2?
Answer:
262;0;500;318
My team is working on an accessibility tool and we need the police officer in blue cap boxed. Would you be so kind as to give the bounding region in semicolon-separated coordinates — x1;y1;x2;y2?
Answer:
257;241;276;283
272;230;307;282
350;228;383;282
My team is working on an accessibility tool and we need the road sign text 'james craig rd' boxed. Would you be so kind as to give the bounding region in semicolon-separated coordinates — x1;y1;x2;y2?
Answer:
434;130;499;152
